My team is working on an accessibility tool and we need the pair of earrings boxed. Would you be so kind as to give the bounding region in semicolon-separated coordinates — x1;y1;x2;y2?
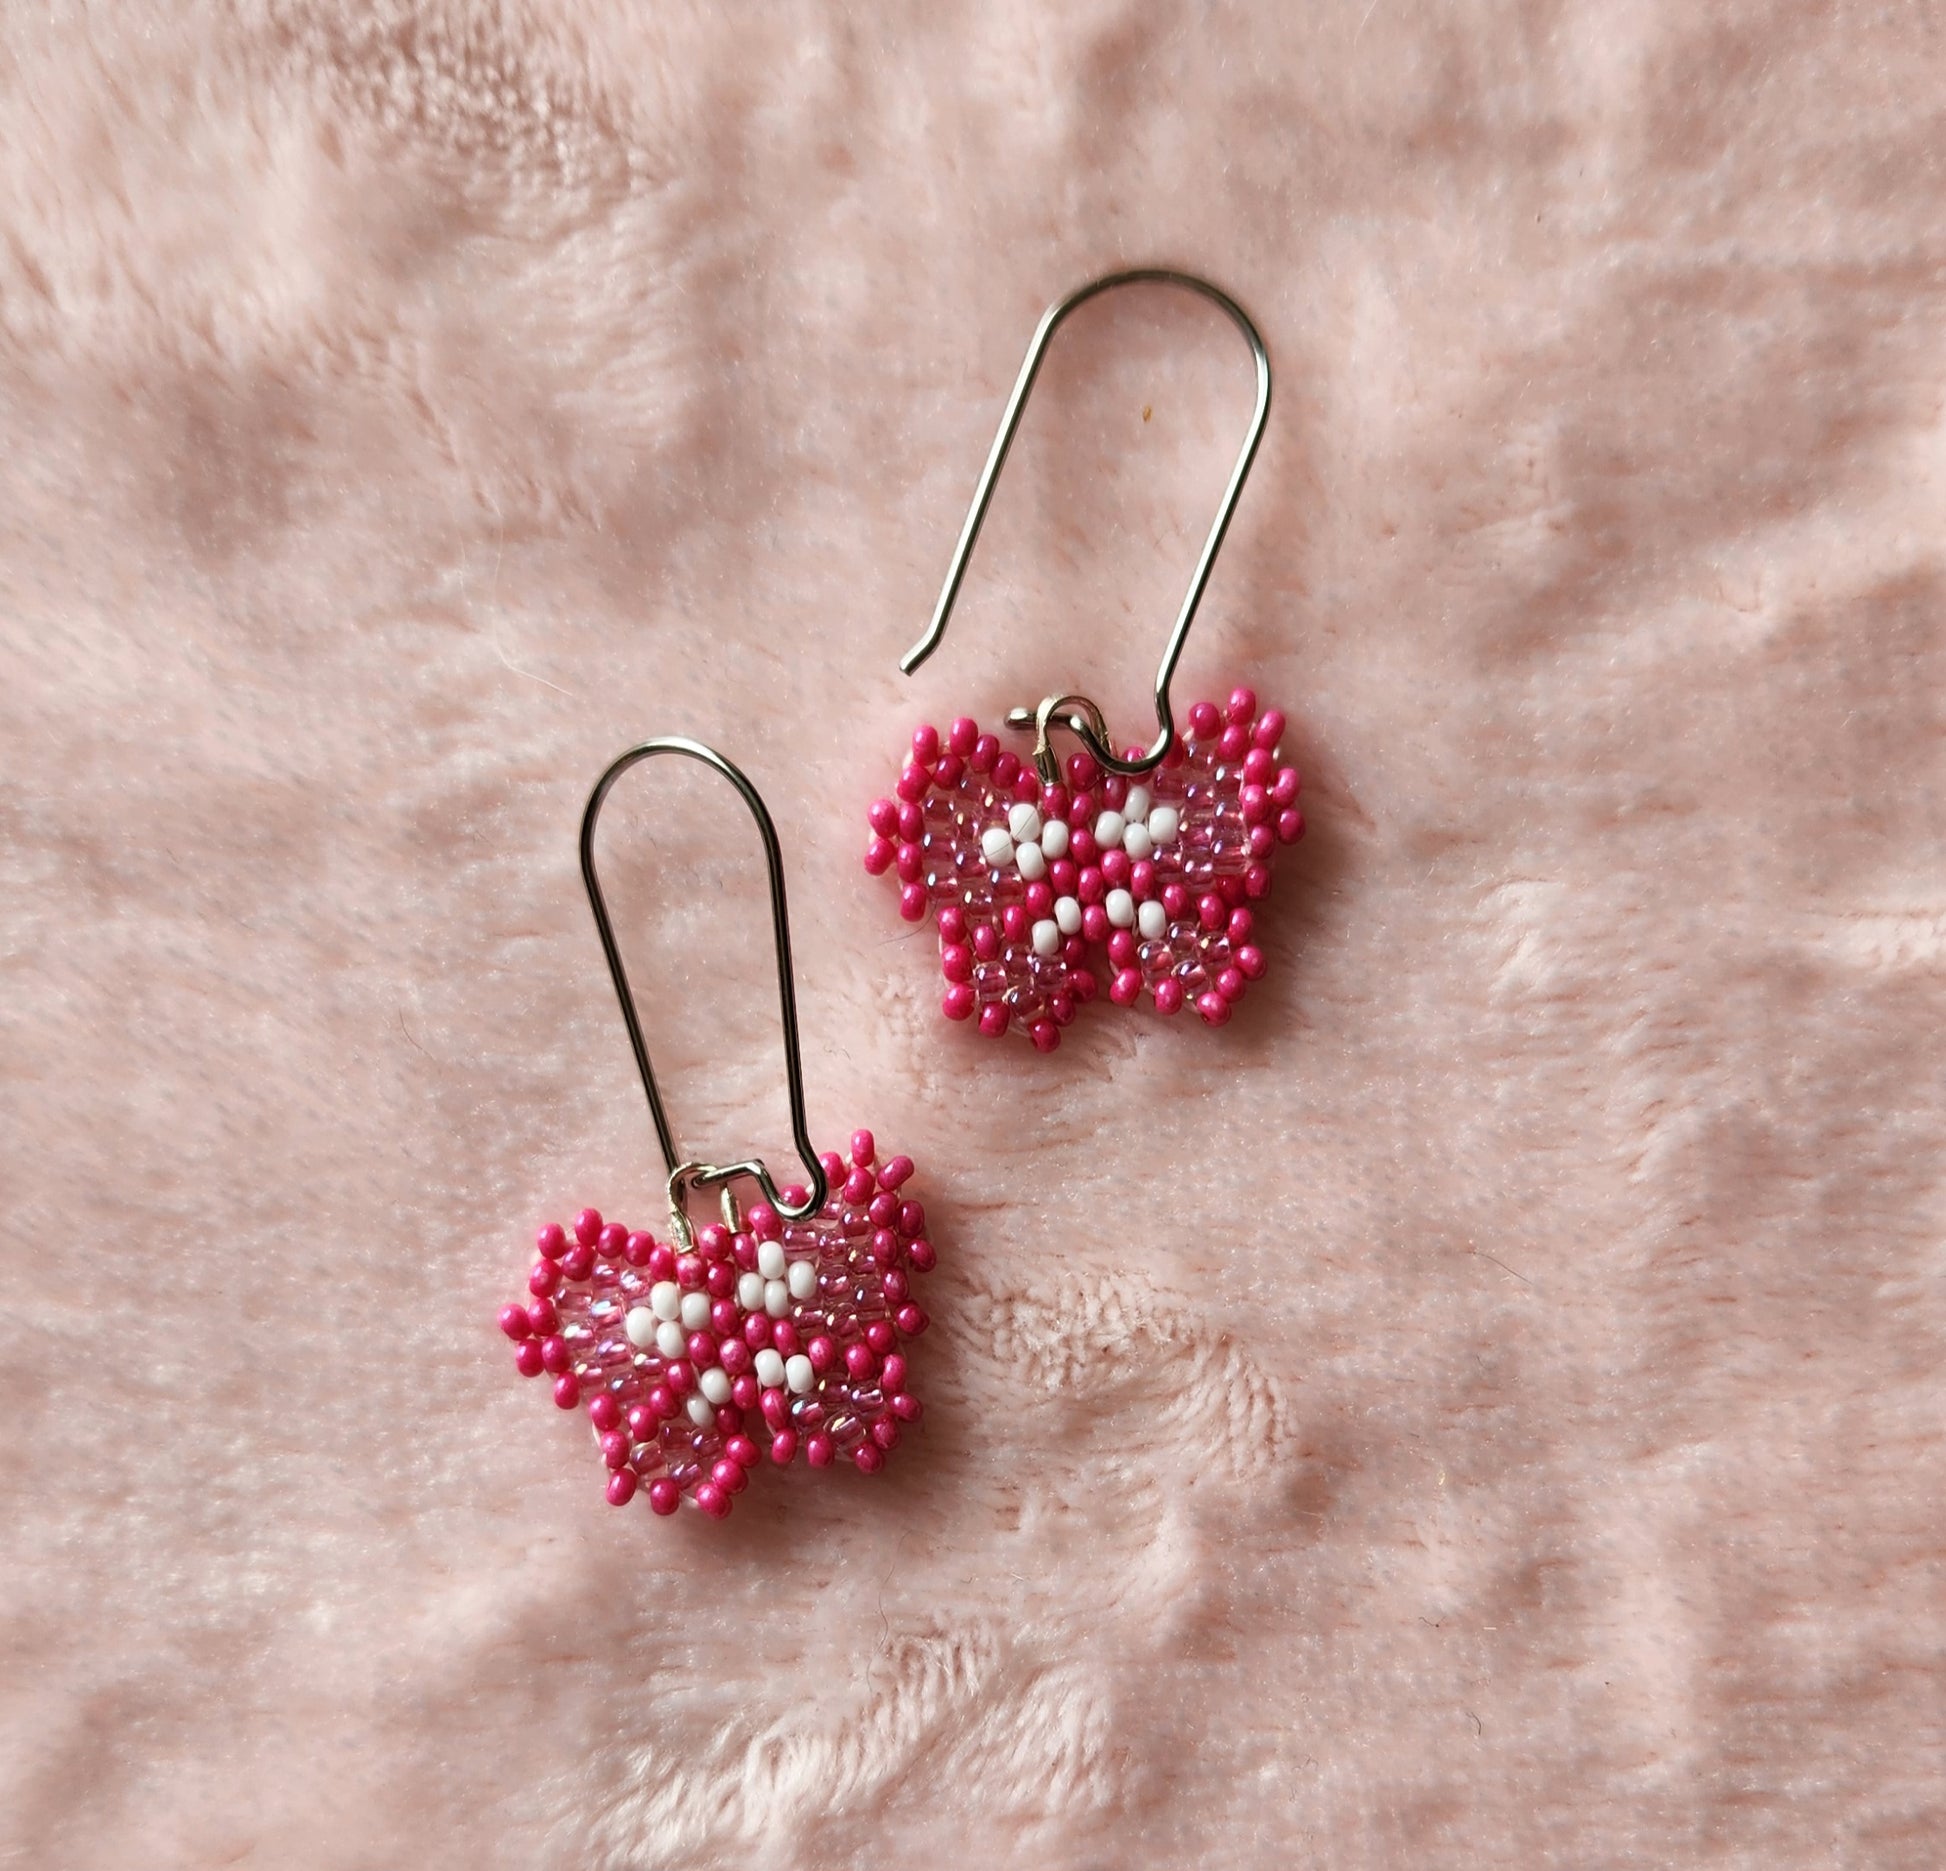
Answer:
499;270;1306;1521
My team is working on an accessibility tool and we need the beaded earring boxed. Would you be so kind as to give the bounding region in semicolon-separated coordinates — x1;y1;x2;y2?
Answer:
502;738;933;1522
866;269;1306;1050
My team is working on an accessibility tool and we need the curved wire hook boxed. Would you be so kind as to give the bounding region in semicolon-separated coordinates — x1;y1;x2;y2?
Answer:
580;737;827;1237
900;267;1271;777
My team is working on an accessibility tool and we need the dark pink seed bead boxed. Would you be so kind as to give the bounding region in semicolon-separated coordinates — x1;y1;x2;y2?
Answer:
1187;700;1221;739
971;923;999;961
948;716;979;756
1162;883;1190;919
1081;904;1110;944
624;1230;655;1267
697;1224;730;1260
898;1200;925;1237
806;1434;835;1469
751;1204;782;1242
648;1478;681;1516
992;751;1021;789
552;1373;581;1410
1228;906;1255;942
573;1208;603;1247
731;1374;759;1410
896;763;929;804
664;1361;694;1397
647;1385;675;1420
1049;994;1075;1029
1065;748;1100;790
1024;880;1053;918
1245;862;1273;898
513;1340;545;1377
907;1239;936;1272
882;1269;909;1304
897;801;923;841
626;1404;656;1439
719;1338;752;1376
712;1458;747;1495
1131;859;1157;898
845;1342;876;1381
598;1222;628;1256
647;1243;677;1281
866;1319;897;1355
1197;990;1232;1026
1243;747;1275;785
868;1190;898;1228
850;1127;876;1167
1030;1020;1060;1053
717;1402;745;1439
879;1155;914;1189
1077;866;1104;904
1273;765;1301;804
588;1392;621;1433
526;1296;558;1334
1013;767;1039;803
1107;929;1137;969
761;1387;791;1432
528;1260;560;1297
971;733;999;772
1236;944;1266;981
535;1221;567;1259
687;1332;716;1369
1050;857;1079;895
1222;871;1249;908
770;1428;798;1465
705;1264;734;1300
1101;849;1131;888
890;1391;922;1423
1255;708;1286;748
606;1470;637;1507
871;1229;901;1267
1154;978;1185;1015
1218;723;1249;761
559;1243;594;1282
912;723;940;764
732;1233;758;1272
1248;825;1275;859
1001;903;1028;942
695;1482;732;1519
1199;893;1226;931
979;1003;1009;1037
870;1417;901;1452
1109;968;1141;1007
895;842;923;883
539;1336;570;1374
937;903;967;943
1278;808;1306;844
844;1165;874;1204
498;1304;532;1341
727;1434;761;1470
1102;774;1128;810
744;1312;772;1349
676;1254;704;1287
710;1297;738;1334
772;1320;801;1356
943;983;975;1021
881;1353;908;1391
863;834;894;875
896;1304;928;1336
868;797;900;838
808;1334;837;1373
1070;967;1099;1004
1240;784;1271;825
819;1149;846;1184
898;882;926;922
1228;685;1258;725
600;1431;629;1470
853;1442;886;1474
1217;967;1247;1003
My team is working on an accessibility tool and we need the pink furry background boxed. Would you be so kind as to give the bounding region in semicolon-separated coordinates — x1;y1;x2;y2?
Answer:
4;2;1944;1865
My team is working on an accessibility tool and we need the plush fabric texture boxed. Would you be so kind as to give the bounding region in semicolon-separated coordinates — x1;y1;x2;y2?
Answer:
3;3;1943;1865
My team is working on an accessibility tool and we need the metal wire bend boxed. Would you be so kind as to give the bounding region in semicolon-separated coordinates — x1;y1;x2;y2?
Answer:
579;737;826;1235
901;267;1272;777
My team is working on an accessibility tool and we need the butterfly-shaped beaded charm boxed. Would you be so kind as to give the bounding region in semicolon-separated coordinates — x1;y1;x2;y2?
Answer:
866;687;1303;1049
499;1132;932;1520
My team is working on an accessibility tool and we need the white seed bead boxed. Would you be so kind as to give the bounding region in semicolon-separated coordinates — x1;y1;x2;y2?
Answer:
1055;895;1082;936
699;1365;732;1405
686;1395;715;1427
787;1259;817;1299
1148;805;1180;845
1041;819;1070;859
757;1239;786;1280
1106;887;1136;929
764;1279;791;1317
1031;917;1061;957
1094;809;1126;848
649;1281;680;1322
737;1270;765;1311
624;1306;659;1350
1008;801;1043;843
754;1347;786;1389
1123;822;1153;862
655;1319;686;1360
1015;840;1047;882
1125;785;1152;823
981;825;1015;868
785;1353;816;1394
679;1291;711;1330
1138;898;1168;940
